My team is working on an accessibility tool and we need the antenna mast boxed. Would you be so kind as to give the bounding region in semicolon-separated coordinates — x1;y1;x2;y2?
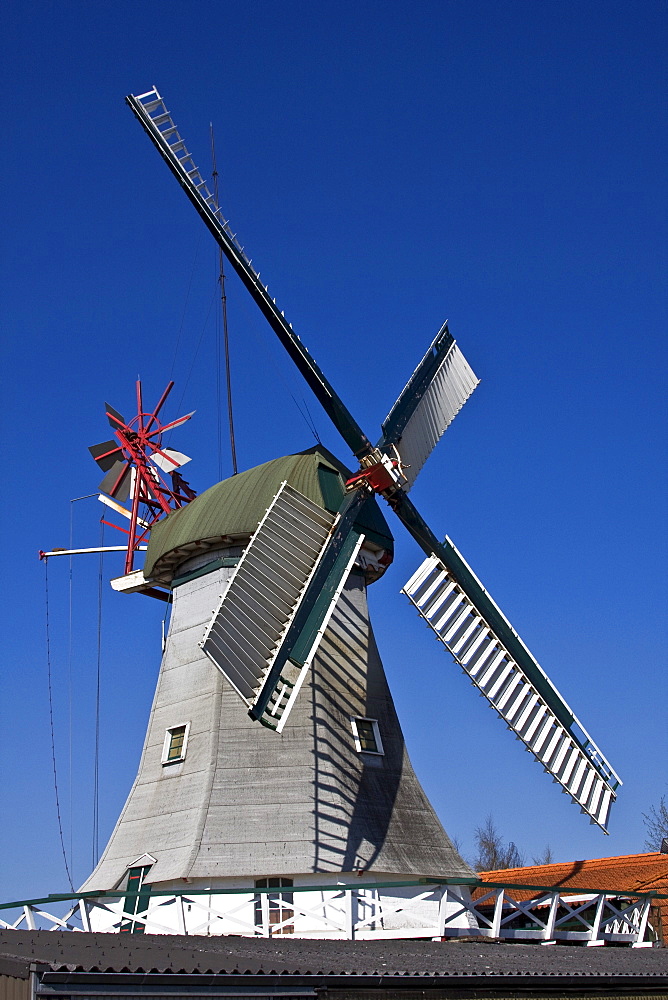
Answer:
210;124;238;476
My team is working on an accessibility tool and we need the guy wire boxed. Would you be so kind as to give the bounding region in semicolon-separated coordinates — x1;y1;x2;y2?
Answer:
210;124;238;476
93;520;104;865
45;558;74;891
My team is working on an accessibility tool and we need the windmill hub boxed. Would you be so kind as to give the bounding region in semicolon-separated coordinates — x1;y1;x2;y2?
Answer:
346;448;407;497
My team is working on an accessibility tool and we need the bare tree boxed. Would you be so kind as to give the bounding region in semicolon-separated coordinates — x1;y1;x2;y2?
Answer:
472;815;524;872
532;845;554;865
642;795;668;851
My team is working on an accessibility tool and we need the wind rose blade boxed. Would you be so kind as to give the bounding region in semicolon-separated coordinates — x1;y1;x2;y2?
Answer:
151;448;191;472
99;460;132;502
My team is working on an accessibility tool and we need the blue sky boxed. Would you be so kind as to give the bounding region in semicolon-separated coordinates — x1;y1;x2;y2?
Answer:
1;0;666;901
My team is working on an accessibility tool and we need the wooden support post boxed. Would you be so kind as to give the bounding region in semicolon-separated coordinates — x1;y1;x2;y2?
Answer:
260;892;270;938
176;895;187;935
543;892;559;942
631;897;653;948
78;899;91;932
345;888;356;940
436;887;448;938
586;893;606;946
491;890;505;939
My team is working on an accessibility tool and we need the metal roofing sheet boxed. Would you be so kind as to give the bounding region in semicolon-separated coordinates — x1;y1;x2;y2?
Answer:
1;931;666;981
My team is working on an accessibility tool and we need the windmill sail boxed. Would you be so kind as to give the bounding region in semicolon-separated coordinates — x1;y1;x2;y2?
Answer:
129;87;621;833
379;322;479;489
200;482;364;730
402;544;621;832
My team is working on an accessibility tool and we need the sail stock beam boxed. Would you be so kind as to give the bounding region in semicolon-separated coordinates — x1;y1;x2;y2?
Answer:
126;88;372;462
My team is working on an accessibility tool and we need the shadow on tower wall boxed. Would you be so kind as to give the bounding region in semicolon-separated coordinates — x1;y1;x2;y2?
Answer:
310;575;405;873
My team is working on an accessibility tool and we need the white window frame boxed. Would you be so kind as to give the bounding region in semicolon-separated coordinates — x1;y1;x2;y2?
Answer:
161;722;191;765
350;716;384;755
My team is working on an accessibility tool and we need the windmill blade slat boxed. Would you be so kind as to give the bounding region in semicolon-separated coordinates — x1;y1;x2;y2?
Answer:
402;551;621;831
200;482;337;720
379;325;479;489
393;346;479;489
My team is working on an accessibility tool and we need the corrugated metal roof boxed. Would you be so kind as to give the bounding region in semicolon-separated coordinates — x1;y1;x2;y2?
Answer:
1;931;666;981
145;446;393;582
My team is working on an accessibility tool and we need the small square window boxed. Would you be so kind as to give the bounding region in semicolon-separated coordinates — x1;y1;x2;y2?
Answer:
351;717;384;755
161;723;190;765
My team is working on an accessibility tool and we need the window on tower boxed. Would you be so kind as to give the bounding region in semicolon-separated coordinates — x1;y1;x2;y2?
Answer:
161;723;190;765
350;717;384;755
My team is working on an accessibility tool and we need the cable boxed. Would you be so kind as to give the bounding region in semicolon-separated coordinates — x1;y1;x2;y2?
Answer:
290;393;320;444
44;559;75;891
214;259;223;480
67;505;74;877
301;396;321;444
210;124;238;477
240;301;323;445
92;521;104;866
170;286;218;423
169;233;203;383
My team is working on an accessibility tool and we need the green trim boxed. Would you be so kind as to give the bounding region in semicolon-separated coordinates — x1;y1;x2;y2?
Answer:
171;556;240;588
120;865;152;935
2;877;664;911
473;879;664;898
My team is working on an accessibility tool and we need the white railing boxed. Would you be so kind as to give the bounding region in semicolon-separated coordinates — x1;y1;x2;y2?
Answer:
0;880;661;946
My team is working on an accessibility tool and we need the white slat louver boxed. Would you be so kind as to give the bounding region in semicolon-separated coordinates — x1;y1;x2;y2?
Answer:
397;343;478;489
381;329;479;490
402;550;621;832
200;482;336;725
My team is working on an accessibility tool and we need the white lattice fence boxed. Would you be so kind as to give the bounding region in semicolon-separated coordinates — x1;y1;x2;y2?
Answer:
0;882;660;946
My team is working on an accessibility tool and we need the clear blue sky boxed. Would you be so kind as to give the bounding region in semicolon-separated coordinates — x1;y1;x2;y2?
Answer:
1;0;666;901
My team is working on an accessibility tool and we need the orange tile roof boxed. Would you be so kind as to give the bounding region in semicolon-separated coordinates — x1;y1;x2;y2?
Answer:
476;851;668;943
478;852;668;894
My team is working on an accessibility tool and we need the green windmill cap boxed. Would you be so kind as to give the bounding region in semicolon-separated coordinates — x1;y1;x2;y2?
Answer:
145;445;394;583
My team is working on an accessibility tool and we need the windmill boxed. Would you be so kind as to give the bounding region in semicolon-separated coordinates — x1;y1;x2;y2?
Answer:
77;88;620;937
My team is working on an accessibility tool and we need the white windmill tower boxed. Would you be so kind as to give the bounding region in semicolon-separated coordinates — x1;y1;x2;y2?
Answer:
76;89;620;938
